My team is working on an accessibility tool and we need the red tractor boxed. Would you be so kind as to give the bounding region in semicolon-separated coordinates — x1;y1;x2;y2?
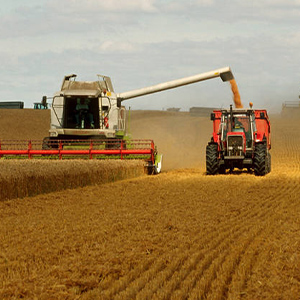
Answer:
206;105;271;176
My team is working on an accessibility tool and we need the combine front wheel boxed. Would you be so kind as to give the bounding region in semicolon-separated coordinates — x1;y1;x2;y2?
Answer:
42;137;51;150
42;137;59;150
105;139;126;150
206;143;219;175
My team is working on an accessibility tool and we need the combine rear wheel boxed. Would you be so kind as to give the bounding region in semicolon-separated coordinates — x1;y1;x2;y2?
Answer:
253;144;268;176
206;143;219;175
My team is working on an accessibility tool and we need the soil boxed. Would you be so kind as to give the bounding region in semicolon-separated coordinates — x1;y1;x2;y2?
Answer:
0;108;299;299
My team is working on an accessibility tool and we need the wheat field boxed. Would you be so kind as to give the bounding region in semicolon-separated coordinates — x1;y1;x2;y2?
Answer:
0;109;299;299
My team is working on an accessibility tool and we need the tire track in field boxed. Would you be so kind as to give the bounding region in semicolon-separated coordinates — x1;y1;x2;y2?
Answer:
219;176;300;300
99;218;245;299
225;223;277;300
97;177;292;299
110;195;270;298
166;225;265;300
174;177;297;300
175;191;286;300
128;175;295;299
138;224;258;299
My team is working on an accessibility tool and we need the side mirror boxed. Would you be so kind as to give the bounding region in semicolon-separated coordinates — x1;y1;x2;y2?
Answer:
117;99;122;108
210;113;215;121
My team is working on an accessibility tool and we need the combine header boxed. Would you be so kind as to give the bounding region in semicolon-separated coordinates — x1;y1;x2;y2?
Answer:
1;66;234;174
0;139;161;174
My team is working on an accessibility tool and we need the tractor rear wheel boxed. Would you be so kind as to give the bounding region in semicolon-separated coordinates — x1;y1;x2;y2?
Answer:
253;143;268;176
206;143;219;175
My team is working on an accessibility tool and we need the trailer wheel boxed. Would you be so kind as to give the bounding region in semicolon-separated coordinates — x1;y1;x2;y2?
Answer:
253;144;267;176
206;143;219;175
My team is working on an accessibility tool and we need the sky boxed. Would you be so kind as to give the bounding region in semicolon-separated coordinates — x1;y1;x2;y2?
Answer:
0;0;299;113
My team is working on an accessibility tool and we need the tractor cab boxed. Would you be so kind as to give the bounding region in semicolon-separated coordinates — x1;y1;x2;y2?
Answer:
219;107;256;158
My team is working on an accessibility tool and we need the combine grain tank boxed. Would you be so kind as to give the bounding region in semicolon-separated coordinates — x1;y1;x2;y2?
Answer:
206;104;271;176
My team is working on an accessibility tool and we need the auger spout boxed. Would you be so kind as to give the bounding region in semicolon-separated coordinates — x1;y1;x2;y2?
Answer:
117;66;234;101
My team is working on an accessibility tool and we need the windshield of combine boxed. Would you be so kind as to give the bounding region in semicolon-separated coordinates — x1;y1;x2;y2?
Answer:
63;97;100;129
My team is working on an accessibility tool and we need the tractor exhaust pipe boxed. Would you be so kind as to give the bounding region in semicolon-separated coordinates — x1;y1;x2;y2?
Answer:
230;104;233;131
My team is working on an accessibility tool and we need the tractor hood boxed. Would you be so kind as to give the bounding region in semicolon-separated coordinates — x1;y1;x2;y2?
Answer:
226;131;246;154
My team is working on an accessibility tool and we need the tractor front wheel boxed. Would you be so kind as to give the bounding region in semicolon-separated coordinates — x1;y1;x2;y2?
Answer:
206;143;219;175
253;143;268;176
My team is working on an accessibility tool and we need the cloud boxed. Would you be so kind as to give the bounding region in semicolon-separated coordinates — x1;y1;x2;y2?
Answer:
46;0;158;13
160;0;300;23
195;0;215;6
98;41;139;53
249;0;300;7
0;0;157;39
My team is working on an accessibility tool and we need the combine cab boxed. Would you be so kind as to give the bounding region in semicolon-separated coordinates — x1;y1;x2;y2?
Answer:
206;104;271;176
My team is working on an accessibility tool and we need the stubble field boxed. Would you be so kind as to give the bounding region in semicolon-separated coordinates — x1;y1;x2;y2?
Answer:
0;109;299;299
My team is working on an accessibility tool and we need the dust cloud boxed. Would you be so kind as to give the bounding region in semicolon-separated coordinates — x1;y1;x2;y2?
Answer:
129;110;212;171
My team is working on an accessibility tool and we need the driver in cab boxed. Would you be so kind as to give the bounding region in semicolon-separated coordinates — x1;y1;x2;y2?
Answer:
75;98;94;128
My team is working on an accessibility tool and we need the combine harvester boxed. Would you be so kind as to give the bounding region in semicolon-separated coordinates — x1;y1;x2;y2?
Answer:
0;67;234;174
